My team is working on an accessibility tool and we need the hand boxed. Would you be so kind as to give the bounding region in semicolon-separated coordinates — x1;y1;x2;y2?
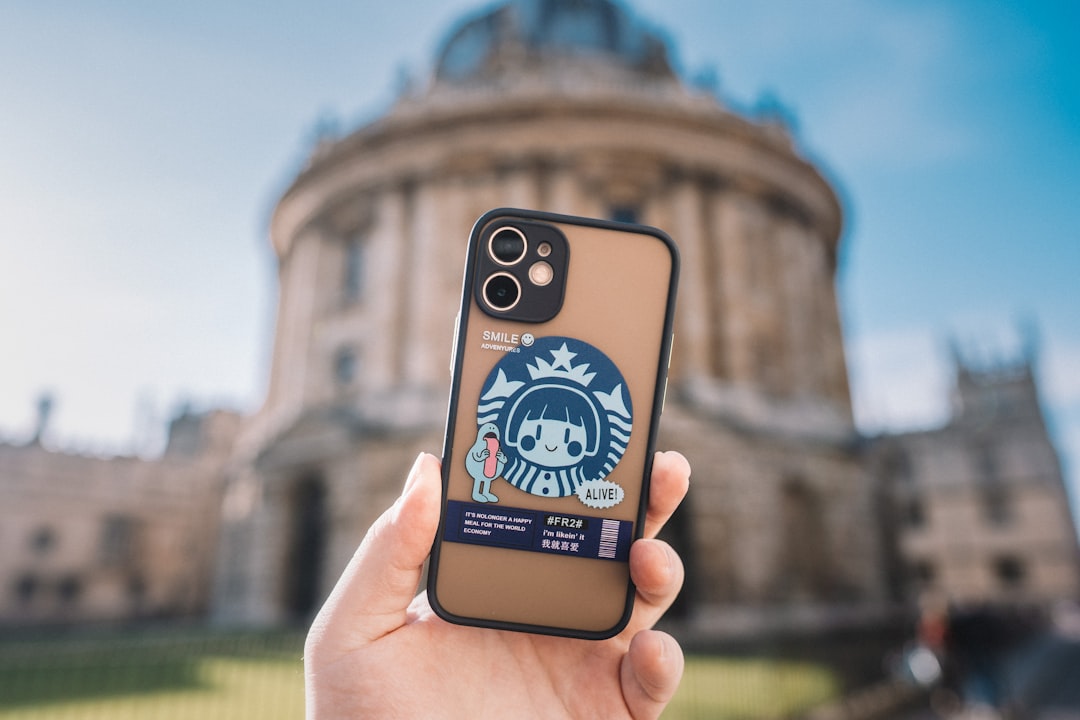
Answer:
305;451;691;719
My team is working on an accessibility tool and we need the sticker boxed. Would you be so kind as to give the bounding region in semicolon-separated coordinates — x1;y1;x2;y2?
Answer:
468;336;633;507
443;500;634;562
576;479;625;509
465;422;506;504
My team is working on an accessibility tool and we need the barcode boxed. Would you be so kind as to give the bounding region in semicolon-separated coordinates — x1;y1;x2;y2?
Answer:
598;519;621;559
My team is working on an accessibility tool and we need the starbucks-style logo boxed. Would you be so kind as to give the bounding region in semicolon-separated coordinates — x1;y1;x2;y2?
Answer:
464;336;633;508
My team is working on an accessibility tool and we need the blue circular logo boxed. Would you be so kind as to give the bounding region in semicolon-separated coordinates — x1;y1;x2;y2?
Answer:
475;336;632;498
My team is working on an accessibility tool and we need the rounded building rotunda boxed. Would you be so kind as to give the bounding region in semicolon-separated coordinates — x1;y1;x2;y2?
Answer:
215;0;885;633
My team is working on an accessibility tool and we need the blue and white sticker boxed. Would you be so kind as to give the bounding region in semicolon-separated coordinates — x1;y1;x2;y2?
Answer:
464;336;633;508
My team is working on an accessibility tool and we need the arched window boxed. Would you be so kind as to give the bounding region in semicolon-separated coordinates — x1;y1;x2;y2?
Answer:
334;347;358;387
283;474;328;621
774;476;834;601
994;555;1025;589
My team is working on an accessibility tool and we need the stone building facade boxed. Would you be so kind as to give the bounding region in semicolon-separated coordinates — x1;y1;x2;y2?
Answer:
0;409;239;626
212;0;887;633
3;0;1075;637
872;350;1080;608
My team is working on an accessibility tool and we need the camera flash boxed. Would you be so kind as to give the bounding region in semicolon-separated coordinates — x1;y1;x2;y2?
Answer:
529;261;554;286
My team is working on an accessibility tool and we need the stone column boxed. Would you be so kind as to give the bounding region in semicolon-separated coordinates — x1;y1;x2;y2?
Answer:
402;179;440;391
429;178;467;385
667;178;712;383
817;260;853;416
714;191;755;386
366;187;407;391
776;220;811;397
268;227;324;422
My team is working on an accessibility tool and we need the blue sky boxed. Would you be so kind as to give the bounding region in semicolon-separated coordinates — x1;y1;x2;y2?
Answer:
2;0;1078;518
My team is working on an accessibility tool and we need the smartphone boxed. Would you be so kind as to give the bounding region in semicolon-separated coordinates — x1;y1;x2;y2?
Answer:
428;208;679;639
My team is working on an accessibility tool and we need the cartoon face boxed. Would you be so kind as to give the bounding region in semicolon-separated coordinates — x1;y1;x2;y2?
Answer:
476;337;633;498
515;410;589;467
478;422;500;441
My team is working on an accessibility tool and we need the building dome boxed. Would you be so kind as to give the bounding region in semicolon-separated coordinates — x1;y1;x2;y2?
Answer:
435;0;675;82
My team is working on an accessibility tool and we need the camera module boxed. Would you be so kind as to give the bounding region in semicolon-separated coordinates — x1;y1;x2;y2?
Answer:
482;273;521;310
489;227;527;265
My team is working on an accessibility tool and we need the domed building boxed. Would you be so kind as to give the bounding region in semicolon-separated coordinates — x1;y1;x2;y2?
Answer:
213;0;887;636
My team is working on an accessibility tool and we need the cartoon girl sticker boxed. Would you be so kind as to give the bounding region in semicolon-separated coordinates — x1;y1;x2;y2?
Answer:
471;336;632;501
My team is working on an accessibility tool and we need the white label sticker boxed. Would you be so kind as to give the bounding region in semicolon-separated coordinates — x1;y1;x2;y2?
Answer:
576;479;625;509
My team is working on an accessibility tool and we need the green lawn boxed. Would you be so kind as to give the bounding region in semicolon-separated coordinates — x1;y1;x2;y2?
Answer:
0;630;839;719
0;630;306;720
665;656;840;719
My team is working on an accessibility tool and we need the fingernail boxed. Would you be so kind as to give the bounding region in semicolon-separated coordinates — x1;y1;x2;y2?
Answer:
656;632;670;663
402;452;426;496
663;544;677;584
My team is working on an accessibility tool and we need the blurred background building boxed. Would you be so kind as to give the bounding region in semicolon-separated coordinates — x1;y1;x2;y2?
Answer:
0;403;240;625
211;0;884;636
872;347;1080;608
2;1;1076;663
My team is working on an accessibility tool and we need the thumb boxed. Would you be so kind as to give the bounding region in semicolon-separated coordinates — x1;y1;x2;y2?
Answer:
309;452;442;650
621;630;684;720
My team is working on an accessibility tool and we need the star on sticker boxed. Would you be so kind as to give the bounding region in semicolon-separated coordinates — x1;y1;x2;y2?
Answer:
549;343;578;371
480;368;525;401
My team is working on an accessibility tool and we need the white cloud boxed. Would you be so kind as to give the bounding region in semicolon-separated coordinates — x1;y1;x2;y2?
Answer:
846;327;951;433
1043;338;1080;408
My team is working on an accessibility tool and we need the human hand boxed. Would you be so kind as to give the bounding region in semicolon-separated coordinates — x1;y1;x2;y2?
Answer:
305;451;691;719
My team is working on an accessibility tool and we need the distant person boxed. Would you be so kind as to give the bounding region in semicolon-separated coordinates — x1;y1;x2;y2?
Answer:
304;451;691;719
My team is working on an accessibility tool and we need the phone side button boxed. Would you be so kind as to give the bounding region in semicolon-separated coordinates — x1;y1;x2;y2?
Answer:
660;377;669;415
449;313;460;378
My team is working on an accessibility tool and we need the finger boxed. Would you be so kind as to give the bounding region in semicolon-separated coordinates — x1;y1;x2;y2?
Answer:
308;452;442;651
642;451;690;539
620;538;684;639
620;630;684;720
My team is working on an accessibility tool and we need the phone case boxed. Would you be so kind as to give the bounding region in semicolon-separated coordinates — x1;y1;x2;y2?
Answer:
428;208;679;639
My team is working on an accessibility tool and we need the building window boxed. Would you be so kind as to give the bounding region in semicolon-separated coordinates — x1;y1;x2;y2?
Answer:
972;442;999;481
911;560;936;588
334;347;357;386
101;515;139;567
57;574;83;606
13;574;39;605
994;556;1025;589
344;234;366;303
29;526;57;555
610;205;640;224
128;574;147;605
883;448;913;485
905;498;926;528
982;485;1012;526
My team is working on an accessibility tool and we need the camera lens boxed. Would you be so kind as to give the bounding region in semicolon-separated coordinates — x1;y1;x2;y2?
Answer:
483;273;521;310
489;227;526;265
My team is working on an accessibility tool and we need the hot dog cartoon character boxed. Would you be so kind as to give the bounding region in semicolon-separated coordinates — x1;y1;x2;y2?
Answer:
466;422;507;503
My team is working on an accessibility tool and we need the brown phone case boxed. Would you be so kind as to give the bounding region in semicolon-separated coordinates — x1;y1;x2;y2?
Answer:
428;208;679;639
